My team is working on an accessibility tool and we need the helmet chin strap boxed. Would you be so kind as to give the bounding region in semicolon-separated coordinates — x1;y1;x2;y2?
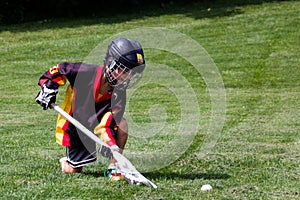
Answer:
98;72;113;95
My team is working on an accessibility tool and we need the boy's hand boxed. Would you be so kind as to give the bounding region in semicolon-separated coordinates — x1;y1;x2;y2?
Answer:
35;84;58;110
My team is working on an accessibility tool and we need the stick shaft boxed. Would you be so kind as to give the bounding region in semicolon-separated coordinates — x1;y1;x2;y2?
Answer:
50;103;157;188
51;103;110;148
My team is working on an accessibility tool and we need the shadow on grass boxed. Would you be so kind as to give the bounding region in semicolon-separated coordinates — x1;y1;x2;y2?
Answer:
143;171;230;180
1;0;284;33
83;171;105;178
83;170;230;180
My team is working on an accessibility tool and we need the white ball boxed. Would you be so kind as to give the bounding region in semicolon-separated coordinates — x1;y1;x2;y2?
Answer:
201;184;212;191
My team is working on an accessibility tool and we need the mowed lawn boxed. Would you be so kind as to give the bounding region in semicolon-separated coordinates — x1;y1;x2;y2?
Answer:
1;0;300;199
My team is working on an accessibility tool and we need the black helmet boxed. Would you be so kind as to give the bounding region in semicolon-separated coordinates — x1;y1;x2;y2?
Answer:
104;37;145;90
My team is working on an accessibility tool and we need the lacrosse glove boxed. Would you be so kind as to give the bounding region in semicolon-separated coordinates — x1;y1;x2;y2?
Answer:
99;145;121;159
35;81;58;110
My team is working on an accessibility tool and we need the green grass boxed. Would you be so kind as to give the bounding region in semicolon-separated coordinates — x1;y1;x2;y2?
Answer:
1;0;300;199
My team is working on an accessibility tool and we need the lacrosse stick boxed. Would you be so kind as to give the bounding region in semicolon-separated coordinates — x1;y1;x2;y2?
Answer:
50;103;157;188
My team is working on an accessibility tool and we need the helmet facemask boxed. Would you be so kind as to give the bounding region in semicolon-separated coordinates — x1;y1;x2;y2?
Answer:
105;59;145;90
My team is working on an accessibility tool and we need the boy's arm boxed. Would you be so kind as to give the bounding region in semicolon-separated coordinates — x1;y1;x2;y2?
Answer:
35;62;80;110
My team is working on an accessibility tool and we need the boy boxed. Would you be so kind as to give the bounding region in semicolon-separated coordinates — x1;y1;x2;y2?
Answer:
35;37;145;181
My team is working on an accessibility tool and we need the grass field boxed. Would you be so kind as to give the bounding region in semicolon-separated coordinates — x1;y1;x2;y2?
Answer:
1;0;300;199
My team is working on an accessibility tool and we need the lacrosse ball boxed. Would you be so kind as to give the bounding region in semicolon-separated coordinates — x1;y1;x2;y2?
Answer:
201;184;212;191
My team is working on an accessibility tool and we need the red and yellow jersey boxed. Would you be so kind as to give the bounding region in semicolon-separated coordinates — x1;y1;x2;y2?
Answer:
38;62;126;147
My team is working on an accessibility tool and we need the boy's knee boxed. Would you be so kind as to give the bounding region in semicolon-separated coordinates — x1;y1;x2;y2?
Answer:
60;159;83;173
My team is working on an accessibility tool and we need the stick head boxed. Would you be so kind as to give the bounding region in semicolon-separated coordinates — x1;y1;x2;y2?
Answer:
112;151;157;188
112;151;137;173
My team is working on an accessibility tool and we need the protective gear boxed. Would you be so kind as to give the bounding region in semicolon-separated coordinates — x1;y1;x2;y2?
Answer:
99;144;121;159
35;81;58;110
104;37;145;90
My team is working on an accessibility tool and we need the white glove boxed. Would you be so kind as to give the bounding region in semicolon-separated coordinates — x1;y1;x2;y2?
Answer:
35;84;58;110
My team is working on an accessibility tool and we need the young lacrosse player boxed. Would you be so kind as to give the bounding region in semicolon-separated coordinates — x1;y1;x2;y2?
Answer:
35;37;145;181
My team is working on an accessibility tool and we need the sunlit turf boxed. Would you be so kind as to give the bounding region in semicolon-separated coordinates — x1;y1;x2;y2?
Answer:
1;0;300;199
